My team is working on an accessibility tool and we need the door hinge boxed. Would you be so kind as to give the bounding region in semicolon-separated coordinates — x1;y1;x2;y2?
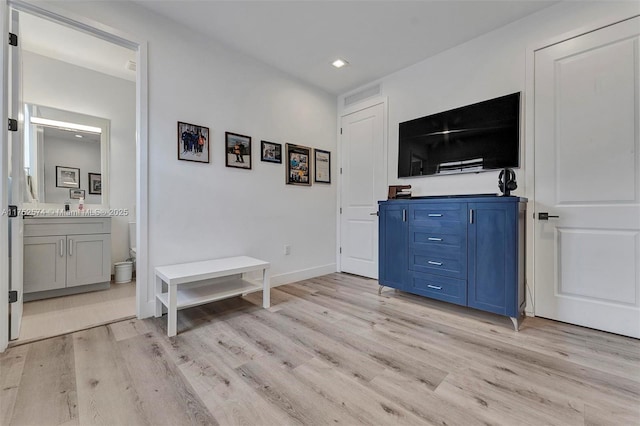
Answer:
9;291;18;303
339;207;342;214
8;205;18;218
8;118;18;132
339;247;342;254
340;128;343;135
8;33;17;46
340;167;343;174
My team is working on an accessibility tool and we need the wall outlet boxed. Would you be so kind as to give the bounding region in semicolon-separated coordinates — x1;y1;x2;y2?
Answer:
284;245;291;255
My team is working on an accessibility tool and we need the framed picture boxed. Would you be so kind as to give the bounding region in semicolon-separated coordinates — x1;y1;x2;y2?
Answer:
56;166;80;188
261;140;282;164
69;189;85;199
88;173;102;195
225;132;252;169
286;143;311;186
178;121;210;163
314;149;331;183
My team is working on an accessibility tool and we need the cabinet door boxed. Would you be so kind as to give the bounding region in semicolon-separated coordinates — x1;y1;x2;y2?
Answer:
379;203;408;290
468;202;518;316
66;234;111;287
23;236;66;293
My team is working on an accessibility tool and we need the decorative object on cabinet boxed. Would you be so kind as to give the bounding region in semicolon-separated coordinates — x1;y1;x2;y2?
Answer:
69;189;85;199
314;149;331;183
261;140;282;163
498;168;517;196
178;121;210;163
378;195;526;330
286;143;311;186
88;173;102;195
56;166;80;188
226;132;252;169
388;185;412;199
23;217;112;301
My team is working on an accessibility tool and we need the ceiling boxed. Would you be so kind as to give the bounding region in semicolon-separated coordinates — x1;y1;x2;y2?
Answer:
135;0;558;94
20;12;136;82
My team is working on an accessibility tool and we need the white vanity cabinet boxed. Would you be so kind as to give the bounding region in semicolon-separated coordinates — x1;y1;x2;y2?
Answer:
24;217;111;301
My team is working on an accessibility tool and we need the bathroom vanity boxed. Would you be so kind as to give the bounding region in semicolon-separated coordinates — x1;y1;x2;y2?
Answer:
23;216;112;301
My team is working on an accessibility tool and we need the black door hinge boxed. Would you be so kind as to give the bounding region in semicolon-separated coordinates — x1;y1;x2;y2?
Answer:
340;128;343;135
8;118;18;131
9;290;18;303
8;33;17;46
8;205;17;218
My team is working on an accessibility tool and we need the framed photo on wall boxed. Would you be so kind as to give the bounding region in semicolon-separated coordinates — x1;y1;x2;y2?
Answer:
88;173;102;195
178;121;210;163
314;149;331;183
69;189;85;199
261;140;282;164
226;132;252;169
56;166;80;188
286;143;311;186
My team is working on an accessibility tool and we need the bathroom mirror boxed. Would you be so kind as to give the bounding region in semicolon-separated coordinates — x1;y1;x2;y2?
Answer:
24;104;110;207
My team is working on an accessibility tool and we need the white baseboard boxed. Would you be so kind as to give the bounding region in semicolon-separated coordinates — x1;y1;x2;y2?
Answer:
137;263;338;319
270;263;337;287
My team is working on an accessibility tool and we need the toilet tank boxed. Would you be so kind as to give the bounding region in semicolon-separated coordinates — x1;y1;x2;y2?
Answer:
128;222;136;250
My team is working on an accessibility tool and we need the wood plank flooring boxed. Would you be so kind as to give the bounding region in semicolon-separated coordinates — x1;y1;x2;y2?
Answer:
2;273;638;425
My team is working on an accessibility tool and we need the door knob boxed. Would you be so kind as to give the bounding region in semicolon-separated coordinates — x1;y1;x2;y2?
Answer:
538;212;560;220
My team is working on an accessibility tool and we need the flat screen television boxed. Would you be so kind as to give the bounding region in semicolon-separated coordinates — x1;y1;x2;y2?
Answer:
398;92;520;177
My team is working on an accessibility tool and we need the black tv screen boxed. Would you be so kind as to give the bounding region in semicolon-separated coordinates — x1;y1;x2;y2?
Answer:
398;93;520;177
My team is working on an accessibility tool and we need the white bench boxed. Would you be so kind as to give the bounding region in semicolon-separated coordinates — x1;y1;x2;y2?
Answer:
154;256;270;336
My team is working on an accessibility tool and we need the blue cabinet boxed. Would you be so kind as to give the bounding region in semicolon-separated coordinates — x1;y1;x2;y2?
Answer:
378;195;526;329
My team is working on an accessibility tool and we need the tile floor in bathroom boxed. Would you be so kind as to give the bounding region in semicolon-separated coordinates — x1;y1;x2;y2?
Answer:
12;280;136;345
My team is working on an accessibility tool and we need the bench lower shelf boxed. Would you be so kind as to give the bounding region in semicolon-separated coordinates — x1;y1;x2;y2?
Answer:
156;278;263;311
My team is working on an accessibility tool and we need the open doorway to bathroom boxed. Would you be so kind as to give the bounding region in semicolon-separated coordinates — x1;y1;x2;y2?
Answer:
11;10;138;345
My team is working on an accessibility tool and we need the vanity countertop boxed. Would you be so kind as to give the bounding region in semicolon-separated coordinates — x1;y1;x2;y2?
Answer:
22;209;112;219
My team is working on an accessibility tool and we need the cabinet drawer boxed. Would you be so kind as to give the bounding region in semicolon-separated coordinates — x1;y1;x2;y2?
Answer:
24;218;111;237
410;272;466;306
410;227;465;249
410;203;466;225
409;248;466;279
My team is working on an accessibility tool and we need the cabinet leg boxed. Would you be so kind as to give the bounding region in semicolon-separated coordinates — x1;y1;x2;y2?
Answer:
510;316;520;332
154;275;163;318
262;268;270;309
168;285;177;337
378;285;384;295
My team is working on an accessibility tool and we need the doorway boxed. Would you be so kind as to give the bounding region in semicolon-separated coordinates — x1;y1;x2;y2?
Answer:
339;100;387;279
2;2;148;349
533;16;640;338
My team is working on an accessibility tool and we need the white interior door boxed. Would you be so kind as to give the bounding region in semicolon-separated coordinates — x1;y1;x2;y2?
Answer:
340;102;386;278
9;9;24;341
534;17;640;338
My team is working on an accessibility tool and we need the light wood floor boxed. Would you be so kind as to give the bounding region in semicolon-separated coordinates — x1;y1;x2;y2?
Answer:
1;273;638;425
13;281;136;345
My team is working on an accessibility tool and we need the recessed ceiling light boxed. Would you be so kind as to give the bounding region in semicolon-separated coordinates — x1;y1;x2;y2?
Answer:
332;59;348;69
75;134;83;138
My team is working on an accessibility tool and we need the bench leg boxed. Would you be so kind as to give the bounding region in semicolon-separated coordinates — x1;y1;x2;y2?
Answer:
262;268;270;309
155;275;163;318
168;285;177;337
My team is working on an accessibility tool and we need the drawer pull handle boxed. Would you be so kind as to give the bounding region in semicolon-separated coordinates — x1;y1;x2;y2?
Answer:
428;261;443;266
427;285;442;290
428;213;442;217
428;237;442;241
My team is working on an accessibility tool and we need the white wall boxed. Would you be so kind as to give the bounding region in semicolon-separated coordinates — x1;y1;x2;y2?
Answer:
22;51;136;269
40;0;338;311
339;1;639;313
43;133;101;204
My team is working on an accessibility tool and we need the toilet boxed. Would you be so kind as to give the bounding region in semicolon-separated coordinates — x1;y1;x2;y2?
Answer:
128;222;136;267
